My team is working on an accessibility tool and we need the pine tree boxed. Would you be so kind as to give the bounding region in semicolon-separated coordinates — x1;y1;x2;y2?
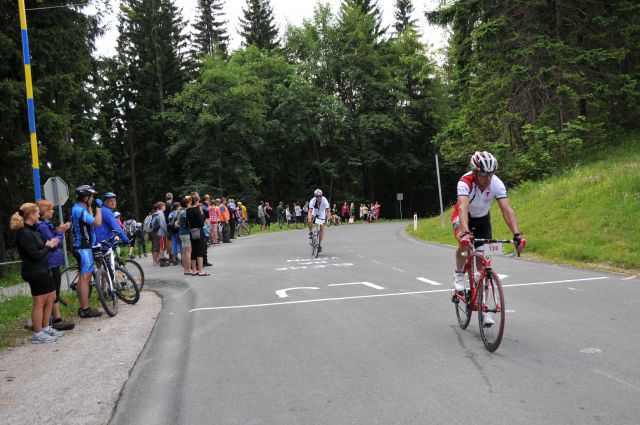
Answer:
341;0;386;38
394;0;417;35
192;0;229;58
106;0;190;215
239;0;279;50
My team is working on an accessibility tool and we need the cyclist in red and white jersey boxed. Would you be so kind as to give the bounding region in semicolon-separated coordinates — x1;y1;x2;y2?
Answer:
452;152;527;312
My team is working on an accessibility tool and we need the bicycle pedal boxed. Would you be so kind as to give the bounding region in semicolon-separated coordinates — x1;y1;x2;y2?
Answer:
451;294;460;304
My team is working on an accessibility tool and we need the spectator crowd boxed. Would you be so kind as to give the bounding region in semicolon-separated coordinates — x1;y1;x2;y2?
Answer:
9;185;382;345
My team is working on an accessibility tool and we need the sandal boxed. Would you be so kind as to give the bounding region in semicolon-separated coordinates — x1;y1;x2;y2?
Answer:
198;273;211;276
184;272;193;276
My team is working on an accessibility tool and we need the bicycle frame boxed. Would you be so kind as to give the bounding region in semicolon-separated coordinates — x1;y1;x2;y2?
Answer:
452;239;511;310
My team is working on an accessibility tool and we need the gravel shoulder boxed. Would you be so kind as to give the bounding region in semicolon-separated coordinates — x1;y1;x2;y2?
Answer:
0;291;161;425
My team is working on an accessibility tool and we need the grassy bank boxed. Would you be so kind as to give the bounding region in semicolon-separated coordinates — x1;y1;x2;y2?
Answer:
409;136;640;272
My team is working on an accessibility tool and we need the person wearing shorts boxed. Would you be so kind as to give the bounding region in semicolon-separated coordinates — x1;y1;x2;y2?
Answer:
12;203;63;343
71;185;104;318
451;151;526;324
177;197;193;275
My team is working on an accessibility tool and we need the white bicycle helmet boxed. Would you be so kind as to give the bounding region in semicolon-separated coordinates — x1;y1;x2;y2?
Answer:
314;188;323;197
470;151;498;173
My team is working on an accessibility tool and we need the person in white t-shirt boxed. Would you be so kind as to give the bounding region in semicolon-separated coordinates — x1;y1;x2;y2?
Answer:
451;151;527;323
307;189;331;252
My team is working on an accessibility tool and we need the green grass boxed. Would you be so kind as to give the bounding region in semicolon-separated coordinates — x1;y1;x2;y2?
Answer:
409;136;640;272
0;292;102;350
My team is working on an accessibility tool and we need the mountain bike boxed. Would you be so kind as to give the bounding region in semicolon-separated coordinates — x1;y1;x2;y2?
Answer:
309;217;324;258
116;255;145;290
451;238;518;352
59;234;140;315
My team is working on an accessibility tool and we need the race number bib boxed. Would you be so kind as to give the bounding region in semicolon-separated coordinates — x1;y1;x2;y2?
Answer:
485;243;502;260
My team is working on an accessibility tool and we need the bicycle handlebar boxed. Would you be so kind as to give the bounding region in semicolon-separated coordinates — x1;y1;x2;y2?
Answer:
92;232;122;250
461;238;522;257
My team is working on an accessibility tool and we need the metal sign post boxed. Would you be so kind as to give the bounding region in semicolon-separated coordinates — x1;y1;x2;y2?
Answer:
44;177;69;267
435;155;445;229
396;193;403;220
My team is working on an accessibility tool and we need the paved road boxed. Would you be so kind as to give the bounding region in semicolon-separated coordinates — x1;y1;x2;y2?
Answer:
110;222;640;425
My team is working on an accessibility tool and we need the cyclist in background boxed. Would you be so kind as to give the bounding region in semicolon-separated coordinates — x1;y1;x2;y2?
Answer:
307;189;331;253
71;185;103;318
452;151;527;324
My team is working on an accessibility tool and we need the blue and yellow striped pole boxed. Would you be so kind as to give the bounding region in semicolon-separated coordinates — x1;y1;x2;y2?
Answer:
18;0;41;200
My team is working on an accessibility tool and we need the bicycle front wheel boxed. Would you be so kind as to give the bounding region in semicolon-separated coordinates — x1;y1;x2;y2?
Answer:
478;271;505;352
123;259;145;290
95;268;118;317
114;265;140;304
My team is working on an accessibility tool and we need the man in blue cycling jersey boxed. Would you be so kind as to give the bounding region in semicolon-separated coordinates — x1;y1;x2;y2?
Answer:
96;192;129;249
71;185;104;318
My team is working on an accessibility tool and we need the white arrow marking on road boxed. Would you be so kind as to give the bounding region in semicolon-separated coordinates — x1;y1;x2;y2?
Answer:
416;277;442;286
328;282;385;290
276;287;320;298
190;276;609;312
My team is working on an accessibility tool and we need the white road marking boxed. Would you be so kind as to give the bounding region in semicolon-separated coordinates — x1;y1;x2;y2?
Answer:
371;260;382;264
392;267;406;273
504;277;608;288
276;263;354;271
591;369;640;390
506;309;516;313
416;277;442;286
189;276;610;312
276;287;320;298
581;348;602;354
498;274;509;279
329;282;385;290
357;255;365;258
622;275;637;280
287;257;340;262
568;287;577;291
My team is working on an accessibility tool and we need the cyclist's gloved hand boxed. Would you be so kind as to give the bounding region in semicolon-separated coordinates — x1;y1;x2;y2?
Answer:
95;199;103;208
459;232;473;249
513;233;526;251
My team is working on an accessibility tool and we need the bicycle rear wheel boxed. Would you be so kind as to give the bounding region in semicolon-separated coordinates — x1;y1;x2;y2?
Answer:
95;268;118;317
478;271;505;352
122;259;145;290
114;265;140;304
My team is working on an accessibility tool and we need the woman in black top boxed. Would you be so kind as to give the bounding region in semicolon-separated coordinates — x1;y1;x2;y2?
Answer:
186;194;208;276
10;203;62;343
264;201;273;231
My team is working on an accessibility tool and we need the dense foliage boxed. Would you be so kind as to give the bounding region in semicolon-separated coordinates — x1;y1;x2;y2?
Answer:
1;0;639;268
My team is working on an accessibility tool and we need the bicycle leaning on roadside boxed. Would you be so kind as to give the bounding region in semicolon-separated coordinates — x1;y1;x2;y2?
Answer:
59;233;141;316
236;219;252;237
451;238;520;352
309;217;324;258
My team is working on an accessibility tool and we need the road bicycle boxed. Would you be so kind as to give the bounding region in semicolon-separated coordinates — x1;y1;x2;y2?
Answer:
59;234;140;315
236;219;252;237
309;217;325;258
451;238;518;352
